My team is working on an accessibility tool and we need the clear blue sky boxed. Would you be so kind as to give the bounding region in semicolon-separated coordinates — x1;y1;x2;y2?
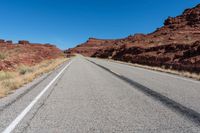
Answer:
0;0;199;49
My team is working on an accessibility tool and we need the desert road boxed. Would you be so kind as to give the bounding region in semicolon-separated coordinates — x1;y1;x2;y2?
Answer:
1;56;200;132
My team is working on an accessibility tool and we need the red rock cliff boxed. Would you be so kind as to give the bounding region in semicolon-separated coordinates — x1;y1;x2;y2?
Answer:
65;4;200;73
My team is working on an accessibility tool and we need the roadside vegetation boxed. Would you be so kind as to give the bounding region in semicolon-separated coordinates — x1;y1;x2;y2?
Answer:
0;53;7;60
0;58;68;98
132;63;200;80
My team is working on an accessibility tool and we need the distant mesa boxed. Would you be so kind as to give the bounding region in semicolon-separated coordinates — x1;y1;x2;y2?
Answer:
0;39;13;45
0;39;5;43
18;40;30;45
6;40;12;44
0;39;56;47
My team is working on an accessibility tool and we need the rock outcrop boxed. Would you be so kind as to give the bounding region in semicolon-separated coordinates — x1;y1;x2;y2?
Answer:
65;4;200;73
64;38;118;56
18;40;30;45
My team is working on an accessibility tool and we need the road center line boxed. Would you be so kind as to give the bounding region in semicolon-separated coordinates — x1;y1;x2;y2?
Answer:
2;60;73;133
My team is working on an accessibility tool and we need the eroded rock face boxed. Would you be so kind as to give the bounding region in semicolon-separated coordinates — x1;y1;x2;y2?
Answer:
65;4;200;72
164;4;200;28
93;41;200;72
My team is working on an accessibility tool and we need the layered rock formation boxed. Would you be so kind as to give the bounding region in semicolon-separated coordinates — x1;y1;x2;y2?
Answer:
65;4;200;73
0;40;63;71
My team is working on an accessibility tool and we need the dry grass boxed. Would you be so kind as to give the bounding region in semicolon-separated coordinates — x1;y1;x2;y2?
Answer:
106;59;200;81
0;58;68;98
131;63;200;80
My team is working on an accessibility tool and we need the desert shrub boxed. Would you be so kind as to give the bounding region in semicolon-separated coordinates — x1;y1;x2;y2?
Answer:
0;53;6;60
0;71;12;81
18;66;34;75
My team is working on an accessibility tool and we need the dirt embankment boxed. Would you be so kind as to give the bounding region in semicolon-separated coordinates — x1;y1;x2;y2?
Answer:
65;4;200;73
0;40;64;71
0;39;66;97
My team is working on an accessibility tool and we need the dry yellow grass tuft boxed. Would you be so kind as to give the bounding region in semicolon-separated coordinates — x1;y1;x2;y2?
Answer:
0;53;7;60
0;58;68;98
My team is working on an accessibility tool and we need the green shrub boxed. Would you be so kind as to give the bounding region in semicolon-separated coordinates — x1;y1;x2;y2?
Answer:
18;66;33;75
0;71;12;81
0;53;6;60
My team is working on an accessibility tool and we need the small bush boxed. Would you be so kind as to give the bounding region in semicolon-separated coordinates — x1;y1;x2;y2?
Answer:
0;53;6;60
0;71;12;81
18;66;33;75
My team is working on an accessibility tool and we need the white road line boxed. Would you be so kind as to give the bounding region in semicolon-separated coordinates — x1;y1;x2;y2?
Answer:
2;60;73;133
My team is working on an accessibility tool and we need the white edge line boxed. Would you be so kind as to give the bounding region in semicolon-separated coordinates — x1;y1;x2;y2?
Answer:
2;60;73;133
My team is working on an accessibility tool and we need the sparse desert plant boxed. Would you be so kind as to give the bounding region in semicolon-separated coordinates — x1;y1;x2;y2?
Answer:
0;71;13;81
18;66;34;75
0;53;7;60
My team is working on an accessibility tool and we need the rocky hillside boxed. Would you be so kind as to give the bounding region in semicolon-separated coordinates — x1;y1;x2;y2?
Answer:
0;40;64;71
65;4;200;73
64;38;119;56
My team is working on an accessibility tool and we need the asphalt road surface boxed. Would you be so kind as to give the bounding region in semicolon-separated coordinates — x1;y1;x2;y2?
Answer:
1;56;200;133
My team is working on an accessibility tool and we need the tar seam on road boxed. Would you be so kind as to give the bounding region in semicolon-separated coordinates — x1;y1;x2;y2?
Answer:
87;59;200;126
2;60;73;133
